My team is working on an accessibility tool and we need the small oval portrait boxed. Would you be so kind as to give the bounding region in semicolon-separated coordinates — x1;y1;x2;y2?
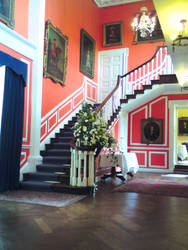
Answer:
144;122;160;142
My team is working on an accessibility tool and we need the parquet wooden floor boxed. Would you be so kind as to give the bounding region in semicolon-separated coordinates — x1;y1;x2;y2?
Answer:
0;173;188;250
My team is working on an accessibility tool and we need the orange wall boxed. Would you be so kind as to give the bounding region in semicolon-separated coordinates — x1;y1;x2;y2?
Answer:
14;0;29;38
42;0;100;117
98;0;165;72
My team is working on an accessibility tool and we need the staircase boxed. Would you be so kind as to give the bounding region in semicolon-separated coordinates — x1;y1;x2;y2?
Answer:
106;74;178;127
20;46;178;195
20;116;92;195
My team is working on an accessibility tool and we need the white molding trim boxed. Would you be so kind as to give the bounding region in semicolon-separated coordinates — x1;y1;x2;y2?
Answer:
138;169;171;173
130;106;147;145
27;0;46;172
128;146;170;150
21;58;31;143
149;96;168;146
40;105;82;151
0;22;36;60
149;151;167;169
41;84;84;122
130;150;147;168
20;162;29;181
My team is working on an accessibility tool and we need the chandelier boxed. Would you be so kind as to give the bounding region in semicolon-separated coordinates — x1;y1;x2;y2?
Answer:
131;6;156;38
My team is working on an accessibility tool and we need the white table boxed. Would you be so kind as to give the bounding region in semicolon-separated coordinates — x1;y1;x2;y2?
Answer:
99;152;139;181
178;144;188;161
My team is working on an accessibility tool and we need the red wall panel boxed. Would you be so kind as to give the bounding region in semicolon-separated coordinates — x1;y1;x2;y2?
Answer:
128;95;188;170
150;152;166;167
129;107;147;144
129;95;168;169
136;151;146;167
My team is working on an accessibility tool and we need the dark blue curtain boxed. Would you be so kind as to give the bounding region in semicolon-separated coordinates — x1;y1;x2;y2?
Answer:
0;67;25;192
0;51;27;84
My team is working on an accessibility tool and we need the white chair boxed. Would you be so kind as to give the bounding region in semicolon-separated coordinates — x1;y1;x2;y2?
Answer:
178;144;188;161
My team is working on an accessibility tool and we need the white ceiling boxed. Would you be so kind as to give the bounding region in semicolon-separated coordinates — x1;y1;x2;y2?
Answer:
94;0;142;8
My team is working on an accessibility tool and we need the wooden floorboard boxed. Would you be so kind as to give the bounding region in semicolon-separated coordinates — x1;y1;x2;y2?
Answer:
0;172;188;250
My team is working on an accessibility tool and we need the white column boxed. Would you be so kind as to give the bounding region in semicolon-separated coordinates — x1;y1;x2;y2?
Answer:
77;151;82;186
88;151;95;186
119;109;129;154
82;151;88;186
70;148;77;186
27;0;46;171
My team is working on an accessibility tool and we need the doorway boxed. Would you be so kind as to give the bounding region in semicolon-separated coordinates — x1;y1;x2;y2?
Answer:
169;100;188;171
98;48;128;103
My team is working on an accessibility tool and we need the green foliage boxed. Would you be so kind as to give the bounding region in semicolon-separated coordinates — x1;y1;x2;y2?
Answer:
73;102;117;150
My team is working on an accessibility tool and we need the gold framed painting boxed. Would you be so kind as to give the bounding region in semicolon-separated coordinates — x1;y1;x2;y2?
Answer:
43;20;68;86
0;0;15;29
178;117;188;135
80;29;96;79
103;21;123;47
141;117;163;144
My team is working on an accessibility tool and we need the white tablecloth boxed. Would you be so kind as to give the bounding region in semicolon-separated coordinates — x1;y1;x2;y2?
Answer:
178;144;188;161
99;152;139;175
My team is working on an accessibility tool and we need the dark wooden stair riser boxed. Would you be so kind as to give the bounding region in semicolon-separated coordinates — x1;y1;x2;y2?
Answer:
23;172;70;184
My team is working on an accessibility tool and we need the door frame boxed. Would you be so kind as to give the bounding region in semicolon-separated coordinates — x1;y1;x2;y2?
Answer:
97;48;129;103
169;100;188;171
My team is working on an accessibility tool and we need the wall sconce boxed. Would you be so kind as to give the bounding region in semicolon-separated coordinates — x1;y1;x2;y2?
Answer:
171;19;188;52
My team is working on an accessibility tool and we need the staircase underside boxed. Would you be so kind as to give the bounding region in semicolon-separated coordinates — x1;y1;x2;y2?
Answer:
121;74;183;112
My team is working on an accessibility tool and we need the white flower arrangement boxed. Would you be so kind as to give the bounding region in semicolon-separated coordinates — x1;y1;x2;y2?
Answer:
73;102;117;151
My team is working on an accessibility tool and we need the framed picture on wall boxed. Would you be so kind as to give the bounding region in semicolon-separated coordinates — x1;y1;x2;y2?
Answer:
0;0;15;29
133;11;164;44
103;21;123;47
141;117;163;144
80;29;96;79
178;117;188;135
43;20;68;86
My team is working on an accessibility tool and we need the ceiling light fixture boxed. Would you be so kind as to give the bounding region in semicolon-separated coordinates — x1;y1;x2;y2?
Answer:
171;19;188;52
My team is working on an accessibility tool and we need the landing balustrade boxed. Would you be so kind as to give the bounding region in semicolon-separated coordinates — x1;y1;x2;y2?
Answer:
70;46;175;189
95;46;174;122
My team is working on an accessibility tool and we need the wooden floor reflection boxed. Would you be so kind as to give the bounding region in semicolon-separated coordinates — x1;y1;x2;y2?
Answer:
0;172;188;250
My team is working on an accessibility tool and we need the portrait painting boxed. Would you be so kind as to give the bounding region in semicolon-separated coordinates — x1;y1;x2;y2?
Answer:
0;0;15;28
178;117;188;135
141;118;163;144
43;20;68;86
80;29;96;79
103;21;123;47
133;11;164;44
